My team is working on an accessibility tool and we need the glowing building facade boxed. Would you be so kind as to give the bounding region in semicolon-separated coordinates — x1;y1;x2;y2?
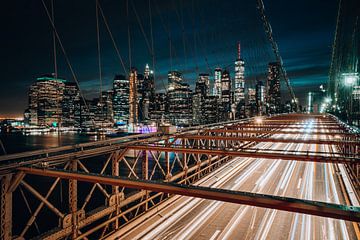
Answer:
267;62;281;114
221;70;231;121
129;68;138;124
113;74;129;125
167;71;192;126
213;68;222;97
27;74;65;127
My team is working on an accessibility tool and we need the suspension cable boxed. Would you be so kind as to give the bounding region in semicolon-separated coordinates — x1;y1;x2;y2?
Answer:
97;1;128;76
257;0;298;111
40;0;95;127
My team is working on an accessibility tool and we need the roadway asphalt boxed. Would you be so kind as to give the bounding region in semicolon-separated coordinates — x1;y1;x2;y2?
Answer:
109;119;358;240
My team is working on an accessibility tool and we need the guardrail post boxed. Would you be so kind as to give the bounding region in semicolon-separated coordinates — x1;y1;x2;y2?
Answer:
142;150;149;211
69;160;78;239
112;151;120;229
165;140;171;180
1;174;12;240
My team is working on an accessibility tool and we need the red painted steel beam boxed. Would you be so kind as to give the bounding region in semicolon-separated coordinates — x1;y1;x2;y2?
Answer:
205;129;357;136
179;135;359;146
18;167;360;222
226;125;346;130
127;145;358;164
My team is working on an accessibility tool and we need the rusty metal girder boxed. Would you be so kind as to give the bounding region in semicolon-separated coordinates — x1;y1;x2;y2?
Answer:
126;145;358;164
18;168;360;222
179;135;360;146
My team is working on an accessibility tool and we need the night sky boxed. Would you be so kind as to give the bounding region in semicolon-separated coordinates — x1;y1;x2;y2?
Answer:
0;0;338;118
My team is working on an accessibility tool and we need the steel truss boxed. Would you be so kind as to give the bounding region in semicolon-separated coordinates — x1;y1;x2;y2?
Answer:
0;114;359;239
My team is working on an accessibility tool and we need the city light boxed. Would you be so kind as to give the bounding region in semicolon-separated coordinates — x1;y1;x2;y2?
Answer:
342;72;359;86
255;116;263;124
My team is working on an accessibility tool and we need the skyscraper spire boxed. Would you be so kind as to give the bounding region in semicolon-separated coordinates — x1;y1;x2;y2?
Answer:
237;41;241;59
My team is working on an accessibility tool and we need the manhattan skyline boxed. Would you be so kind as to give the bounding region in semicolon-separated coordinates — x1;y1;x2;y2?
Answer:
1;0;338;117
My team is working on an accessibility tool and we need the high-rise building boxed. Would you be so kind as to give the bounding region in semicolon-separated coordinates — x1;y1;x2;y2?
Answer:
142;64;155;121
267;62;281;114
247;88;257;117
213;68;222;97
203;96;220;124
129;68;138;124
151;92;167;122
101;90;114;125
234;42;245;118
28;74;65;127
75;99;93;129
256;80;266;115
168;70;182;91
62;82;80;127
137;73;145;121
113;74;129;125
196;73;210;96
221;70;231;121
193;73;210;125
167;71;192;126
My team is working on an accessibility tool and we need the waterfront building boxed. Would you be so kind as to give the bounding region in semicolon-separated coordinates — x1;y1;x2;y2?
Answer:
113;74;129;125
27;74;65;127
62;82;80;127
129;68;138;124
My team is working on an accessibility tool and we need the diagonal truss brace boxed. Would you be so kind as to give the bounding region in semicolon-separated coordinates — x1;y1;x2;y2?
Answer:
18;167;360;222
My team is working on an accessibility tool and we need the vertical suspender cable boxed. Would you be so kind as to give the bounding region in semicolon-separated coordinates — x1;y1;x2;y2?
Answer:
40;0;95;128
95;0;102;105
127;0;132;70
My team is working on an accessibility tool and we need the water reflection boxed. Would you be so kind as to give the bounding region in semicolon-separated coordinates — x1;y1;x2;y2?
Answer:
0;132;103;154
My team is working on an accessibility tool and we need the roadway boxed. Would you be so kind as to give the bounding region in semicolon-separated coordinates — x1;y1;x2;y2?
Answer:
109;119;358;240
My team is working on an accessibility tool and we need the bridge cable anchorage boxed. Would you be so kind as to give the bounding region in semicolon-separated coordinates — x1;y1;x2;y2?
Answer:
257;0;298;111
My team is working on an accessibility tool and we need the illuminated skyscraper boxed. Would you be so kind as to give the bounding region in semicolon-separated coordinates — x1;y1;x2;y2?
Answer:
213;68;222;97
151;92;167;122
267;62;281;114
203;96;220;124
221;70;231;121
234;43;245;104
113;74;129;125
247;88;257;117
129;68;138;124
196;73;210;96
142;64;155;121
167;71;192;126
234;43;246;118
193;73;210;124
28;74;65;127
256;80;266;115
62;82;80;127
